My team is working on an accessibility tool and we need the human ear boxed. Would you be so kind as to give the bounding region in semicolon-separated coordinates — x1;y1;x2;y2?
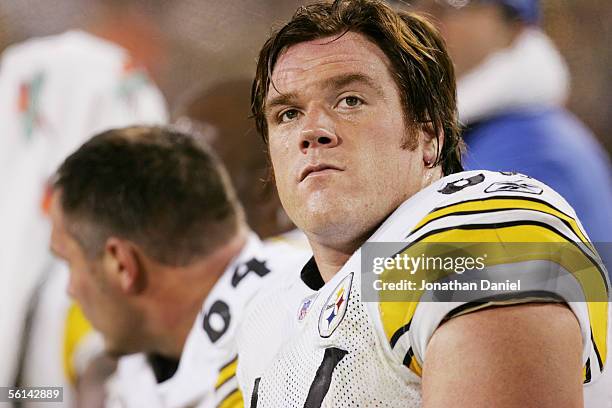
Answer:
103;238;142;294
421;123;444;168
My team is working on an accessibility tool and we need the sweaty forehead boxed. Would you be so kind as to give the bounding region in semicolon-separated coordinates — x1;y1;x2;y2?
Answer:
268;31;394;97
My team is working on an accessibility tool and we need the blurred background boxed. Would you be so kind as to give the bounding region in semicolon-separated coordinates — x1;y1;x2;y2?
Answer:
0;0;609;152
0;0;610;406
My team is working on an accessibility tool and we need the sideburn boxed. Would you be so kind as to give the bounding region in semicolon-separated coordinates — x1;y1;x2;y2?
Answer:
400;123;420;150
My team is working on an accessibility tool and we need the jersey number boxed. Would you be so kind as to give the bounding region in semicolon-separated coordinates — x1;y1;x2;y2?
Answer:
438;173;485;194
202;300;231;343
202;257;271;343
250;347;348;408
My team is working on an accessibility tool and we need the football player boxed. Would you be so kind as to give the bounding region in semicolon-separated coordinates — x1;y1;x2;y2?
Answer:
237;0;611;406
49;126;309;408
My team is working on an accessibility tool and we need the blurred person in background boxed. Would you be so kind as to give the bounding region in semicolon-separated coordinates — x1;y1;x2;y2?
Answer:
50;126;309;408
403;0;612;247
173;78;303;242
0;29;167;407
84;0;169;87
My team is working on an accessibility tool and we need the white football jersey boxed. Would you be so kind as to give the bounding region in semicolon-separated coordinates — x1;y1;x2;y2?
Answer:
106;233;311;408
237;170;611;407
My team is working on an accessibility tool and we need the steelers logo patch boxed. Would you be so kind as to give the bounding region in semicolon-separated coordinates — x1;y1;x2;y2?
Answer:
319;273;353;338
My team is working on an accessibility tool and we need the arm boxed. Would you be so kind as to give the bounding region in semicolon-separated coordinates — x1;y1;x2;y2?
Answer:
422;303;584;408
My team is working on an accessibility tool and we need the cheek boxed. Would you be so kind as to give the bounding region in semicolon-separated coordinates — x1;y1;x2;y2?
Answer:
74;271;95;302
357;114;405;157
67;269;97;327
69;263;104;308
363;129;422;192
269;141;292;193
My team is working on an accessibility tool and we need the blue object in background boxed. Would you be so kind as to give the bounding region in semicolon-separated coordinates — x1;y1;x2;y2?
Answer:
490;0;540;23
462;107;612;276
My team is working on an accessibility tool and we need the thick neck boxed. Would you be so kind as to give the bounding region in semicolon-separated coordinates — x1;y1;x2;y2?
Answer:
309;242;354;284
145;227;249;359
306;168;443;284
305;223;376;283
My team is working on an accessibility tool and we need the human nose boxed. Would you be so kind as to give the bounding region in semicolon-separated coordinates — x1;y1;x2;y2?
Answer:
298;107;339;153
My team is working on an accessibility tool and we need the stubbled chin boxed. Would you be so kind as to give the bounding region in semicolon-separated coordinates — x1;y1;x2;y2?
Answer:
304;189;339;214
298;194;352;233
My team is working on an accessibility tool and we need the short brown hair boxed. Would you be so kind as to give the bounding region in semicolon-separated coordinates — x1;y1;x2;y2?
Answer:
251;0;463;175
54;126;243;266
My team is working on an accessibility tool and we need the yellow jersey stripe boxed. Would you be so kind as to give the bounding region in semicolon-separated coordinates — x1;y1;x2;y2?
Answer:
217;388;243;408
407;356;422;377
410;196;592;250
215;355;238;390
379;222;608;380
406;220;607;294
380;301;417;349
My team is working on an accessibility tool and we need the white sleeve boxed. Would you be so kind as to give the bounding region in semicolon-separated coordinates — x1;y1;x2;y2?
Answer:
378;174;609;383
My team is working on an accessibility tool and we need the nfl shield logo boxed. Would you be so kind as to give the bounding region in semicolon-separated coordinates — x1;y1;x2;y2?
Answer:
298;297;313;321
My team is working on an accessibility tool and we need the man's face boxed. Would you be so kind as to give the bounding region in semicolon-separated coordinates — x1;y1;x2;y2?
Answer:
265;32;430;246
49;192;143;357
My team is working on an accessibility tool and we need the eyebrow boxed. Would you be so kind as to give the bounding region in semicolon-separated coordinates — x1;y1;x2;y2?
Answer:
323;73;384;97
265;91;300;115
265;72;384;115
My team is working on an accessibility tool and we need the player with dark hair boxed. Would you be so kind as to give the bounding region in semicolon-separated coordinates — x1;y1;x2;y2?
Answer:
49;126;308;407
237;0;610;406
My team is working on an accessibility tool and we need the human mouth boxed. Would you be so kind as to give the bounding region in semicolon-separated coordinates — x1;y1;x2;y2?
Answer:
299;163;343;182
